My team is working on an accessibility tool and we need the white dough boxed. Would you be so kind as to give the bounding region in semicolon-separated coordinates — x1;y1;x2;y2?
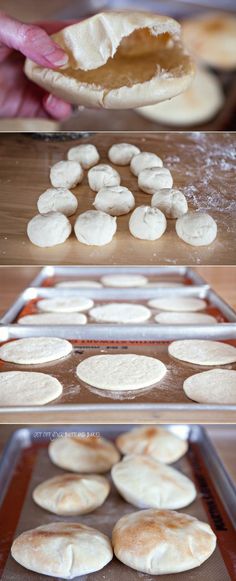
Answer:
74;210;117;246
93;185;135;216
89;303;151;323
38;297;93;313
37;188;78;217
27;212;72;248
176;212;217;246
129;206;167;240
101;274;147;287
88;164;120;191
183;369;236;404
0;371;62;406
155;312;217;325
50;160;83;188
18;313;87;325
67;144;100;168
56;280;102;288
168;340;236;366
108;143;140;165
130;152;163;176
76;354;166;390
148;297;207;312
0;337;72;364
138;167;173;194
151;188;188;218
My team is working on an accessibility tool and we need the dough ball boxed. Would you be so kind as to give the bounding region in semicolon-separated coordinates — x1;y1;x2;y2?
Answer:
183;369;236;404
33;473;110;515
37;187;78;217
155;312;217;325
49;435;120;473
130;152;163;176
89;303;151;323
168;340;236;366
148;297;207;312
67;143;100;168
138;167;173;194
116;426;188;464
38;297;93;313
0;371;62;406
112;455;196;509
18;313;87;325
129;206;167;240
112;509;216;574
151;188;188;219
11;522;113;578
0;337;72;365
76;354;166;391
108;143;140;165
101;274;147;287
88;164;120;191
176;212;217;246
56;280;102;288
50;160;83;188
74;210;117;246
27;212;72;248
93;185;135;216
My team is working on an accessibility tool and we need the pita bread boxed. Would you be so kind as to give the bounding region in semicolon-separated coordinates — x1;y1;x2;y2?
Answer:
112;455;196;509
116;426;188;463
183;369;236;404
112;509;216;574
33;473;110;515
24;11;194;109
49;435;120;473
11;522;113;578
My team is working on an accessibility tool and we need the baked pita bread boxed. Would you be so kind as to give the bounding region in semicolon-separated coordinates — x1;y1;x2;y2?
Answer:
49;435;120;473
116;426;188;463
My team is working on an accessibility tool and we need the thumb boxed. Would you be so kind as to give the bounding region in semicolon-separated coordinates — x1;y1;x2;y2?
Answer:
0;12;68;68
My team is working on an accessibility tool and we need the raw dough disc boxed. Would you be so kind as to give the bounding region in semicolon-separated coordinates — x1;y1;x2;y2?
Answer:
168;340;236;366
116;426;188;464
111;455;196;509
18;313;87;325
38;297;93;313
67;144;100;168
155;312;217;325
101;274;147;287
0;337;72;365
183;369;236;404
0;371;62;406
148;297;206;312
89;303;151;323
56;280;102;288
49;435;120;473
112;509;216;574
11;522;113;578
76;354;166;390
37;187;78;217
108;143;140;165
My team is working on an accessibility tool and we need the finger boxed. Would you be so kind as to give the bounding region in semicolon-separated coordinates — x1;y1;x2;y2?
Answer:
0;12;68;68
43;93;72;120
37;20;76;35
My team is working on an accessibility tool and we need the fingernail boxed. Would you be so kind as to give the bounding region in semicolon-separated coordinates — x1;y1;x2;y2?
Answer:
48;51;68;67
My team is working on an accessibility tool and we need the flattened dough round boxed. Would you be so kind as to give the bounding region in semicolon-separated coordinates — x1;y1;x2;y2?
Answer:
0;371;62;406
49;435;120;473
155;312;217;325
108;143;140;165
89;303;151;324
33;473;110;515
112;455;196;509
101;274;147;287
129;206;167;241
18;313;87;325
11;522;113;578
37;187;78;217
0;337;72;365
130;151;163;176
138;167;173;194
88;164;120;192
74;210;117;246
50;160;83;188
38;297;93;313
76;354;166;390
27;212;72;248
67;143;100;168
116;426;188;464
112;509;216;574
93;185;135;216
56;280;102;288
183;369;236;404
169;340;236;366
148;297;206;312
176;212;217;246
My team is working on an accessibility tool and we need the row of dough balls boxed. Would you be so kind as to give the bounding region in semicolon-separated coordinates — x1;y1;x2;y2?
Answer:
26;142;217;248
0;338;235;405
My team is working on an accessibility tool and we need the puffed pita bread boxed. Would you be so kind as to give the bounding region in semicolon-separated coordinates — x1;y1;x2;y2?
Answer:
11;522;113;578
111;455;196;509
116;426;188;463
33;473;110;515
112;509;216;574
24;11;194;109
49;435;120;473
